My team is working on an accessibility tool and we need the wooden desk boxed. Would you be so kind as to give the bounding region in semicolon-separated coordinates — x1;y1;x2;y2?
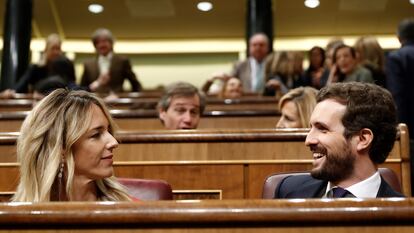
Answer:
0;96;278;111
0;199;413;232
0;109;280;132
205;97;278;111
0;99;32;112
0;125;410;199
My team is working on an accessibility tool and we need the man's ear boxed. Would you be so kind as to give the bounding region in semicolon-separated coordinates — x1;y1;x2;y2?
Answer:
158;109;166;124
356;128;373;152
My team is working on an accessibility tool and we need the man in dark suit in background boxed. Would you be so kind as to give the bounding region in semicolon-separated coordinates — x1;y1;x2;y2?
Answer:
81;28;142;94
275;82;404;198
386;18;414;192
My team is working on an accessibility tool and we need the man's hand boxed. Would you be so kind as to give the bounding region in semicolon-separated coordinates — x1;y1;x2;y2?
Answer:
89;73;111;91
0;89;16;99
98;73;111;85
265;79;281;89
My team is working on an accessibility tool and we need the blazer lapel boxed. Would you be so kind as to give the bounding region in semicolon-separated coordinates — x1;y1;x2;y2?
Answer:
90;58;100;80
376;176;405;197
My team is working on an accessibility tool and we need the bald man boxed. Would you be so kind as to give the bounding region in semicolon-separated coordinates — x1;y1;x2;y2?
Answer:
230;33;270;93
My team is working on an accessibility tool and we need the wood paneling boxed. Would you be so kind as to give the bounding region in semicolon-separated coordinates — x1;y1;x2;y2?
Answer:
0;110;280;132
0;97;278;112
0;199;413;232
0;126;410;199
114;164;245;199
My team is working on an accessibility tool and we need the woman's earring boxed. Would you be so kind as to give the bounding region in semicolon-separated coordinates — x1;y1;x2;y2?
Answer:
58;157;65;179
58;156;65;201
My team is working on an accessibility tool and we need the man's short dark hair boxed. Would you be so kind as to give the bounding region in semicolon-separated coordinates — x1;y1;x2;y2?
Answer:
157;82;206;113
398;18;414;43
317;82;397;164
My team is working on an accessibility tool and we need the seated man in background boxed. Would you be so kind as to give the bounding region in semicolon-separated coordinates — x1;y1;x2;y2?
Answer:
203;33;269;95
233;33;270;93
81;28;142;95
157;82;205;130
275;82;404;198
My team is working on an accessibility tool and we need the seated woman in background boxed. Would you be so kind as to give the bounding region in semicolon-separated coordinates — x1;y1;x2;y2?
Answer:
218;77;243;99
303;46;329;89
276;86;318;128
31;56;79;100
327;44;374;84
202;75;243;99
354;36;386;87
12;89;131;202
0;34;76;98
201;73;231;96
263;51;298;98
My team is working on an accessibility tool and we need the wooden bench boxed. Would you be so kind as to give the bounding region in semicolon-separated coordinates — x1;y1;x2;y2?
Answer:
0;91;164;100
0;96;278;111
0;125;410;199
109;97;278;111
0;199;412;232
0;109;280;132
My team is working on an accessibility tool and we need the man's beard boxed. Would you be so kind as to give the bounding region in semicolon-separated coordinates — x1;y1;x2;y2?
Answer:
310;140;355;183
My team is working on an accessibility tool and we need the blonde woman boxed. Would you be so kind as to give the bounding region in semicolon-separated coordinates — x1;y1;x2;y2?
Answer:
12;89;131;202
1;34;75;98
354;36;386;87
263;51;295;98
276;86;318;128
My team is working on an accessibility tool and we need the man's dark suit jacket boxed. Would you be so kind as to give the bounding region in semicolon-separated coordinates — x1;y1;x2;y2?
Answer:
274;174;405;198
81;54;142;93
386;42;414;140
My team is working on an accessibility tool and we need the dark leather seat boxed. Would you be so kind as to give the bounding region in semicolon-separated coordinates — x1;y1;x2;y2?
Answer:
118;178;173;200
262;167;402;199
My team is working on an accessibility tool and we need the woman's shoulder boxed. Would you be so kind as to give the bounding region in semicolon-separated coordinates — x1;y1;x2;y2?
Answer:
130;196;141;202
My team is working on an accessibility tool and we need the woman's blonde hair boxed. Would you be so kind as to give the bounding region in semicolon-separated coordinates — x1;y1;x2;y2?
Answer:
354;36;385;71
265;51;294;81
12;89;131;202
278;87;318;128
39;34;62;66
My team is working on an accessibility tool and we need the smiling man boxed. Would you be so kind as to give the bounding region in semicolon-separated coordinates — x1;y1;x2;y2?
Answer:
81;28;142;93
157;82;205;130
274;82;404;198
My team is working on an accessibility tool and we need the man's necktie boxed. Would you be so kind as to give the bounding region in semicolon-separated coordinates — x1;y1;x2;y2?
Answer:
253;63;264;92
328;187;355;198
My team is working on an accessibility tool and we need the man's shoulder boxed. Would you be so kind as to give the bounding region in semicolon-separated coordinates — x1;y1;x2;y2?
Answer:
83;57;97;66
378;176;405;197
280;174;318;186
230;59;250;77
112;54;130;62
233;59;249;68
275;174;326;198
390;45;414;58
